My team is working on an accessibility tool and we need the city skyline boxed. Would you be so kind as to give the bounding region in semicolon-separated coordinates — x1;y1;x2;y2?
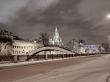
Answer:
0;0;110;44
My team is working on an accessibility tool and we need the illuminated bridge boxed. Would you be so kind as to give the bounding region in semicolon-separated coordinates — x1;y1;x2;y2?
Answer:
26;47;75;61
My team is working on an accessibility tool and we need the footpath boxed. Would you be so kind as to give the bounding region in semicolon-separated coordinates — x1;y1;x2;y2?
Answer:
0;57;79;68
0;55;102;68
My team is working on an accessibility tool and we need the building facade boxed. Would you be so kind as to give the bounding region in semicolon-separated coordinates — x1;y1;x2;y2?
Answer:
84;44;100;53
66;39;100;54
78;44;100;54
12;40;42;55
0;40;43;61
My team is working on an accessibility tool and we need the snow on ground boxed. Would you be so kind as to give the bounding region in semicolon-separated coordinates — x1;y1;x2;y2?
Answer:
0;56;87;68
13;54;110;82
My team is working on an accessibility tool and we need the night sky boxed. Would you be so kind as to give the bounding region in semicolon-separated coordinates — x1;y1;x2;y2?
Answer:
0;0;110;44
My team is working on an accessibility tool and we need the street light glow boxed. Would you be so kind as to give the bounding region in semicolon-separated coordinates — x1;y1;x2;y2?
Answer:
106;14;110;19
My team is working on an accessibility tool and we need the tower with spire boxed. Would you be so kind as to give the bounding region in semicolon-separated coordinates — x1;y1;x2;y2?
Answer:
49;27;63;46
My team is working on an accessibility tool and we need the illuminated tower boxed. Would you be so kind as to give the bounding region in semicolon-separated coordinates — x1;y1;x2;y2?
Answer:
50;27;63;46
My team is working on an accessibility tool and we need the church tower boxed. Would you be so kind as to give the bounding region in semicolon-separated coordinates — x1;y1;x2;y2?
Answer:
49;27;63;46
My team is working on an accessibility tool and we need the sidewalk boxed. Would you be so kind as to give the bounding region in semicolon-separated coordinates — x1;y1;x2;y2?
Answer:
0;56;88;68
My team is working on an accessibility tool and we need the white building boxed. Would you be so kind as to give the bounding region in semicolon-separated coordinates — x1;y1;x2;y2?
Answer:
84;44;100;53
78;44;100;54
0;39;43;61
12;40;42;55
69;40;100;54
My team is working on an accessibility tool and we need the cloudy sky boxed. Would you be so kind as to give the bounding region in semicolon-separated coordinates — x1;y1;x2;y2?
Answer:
0;0;110;44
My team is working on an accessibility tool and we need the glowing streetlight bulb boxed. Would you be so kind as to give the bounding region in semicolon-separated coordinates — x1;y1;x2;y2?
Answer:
106;14;110;19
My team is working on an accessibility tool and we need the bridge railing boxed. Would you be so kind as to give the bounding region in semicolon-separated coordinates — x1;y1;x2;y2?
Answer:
25;47;109;61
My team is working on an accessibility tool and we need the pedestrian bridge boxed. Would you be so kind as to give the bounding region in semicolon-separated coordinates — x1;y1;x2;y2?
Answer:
26;47;75;61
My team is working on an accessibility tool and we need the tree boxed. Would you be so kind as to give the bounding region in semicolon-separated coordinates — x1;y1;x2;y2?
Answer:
79;40;85;44
13;35;23;40
0;36;13;55
37;32;50;47
101;43;110;52
79;40;85;47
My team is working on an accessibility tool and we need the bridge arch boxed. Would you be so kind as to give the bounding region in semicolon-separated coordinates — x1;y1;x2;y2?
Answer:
26;47;75;61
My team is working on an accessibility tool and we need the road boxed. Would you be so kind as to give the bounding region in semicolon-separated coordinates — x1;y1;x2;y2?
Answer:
0;55;109;82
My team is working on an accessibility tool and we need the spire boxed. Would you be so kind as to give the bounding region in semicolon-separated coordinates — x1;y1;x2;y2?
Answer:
50;27;63;46
55;27;59;36
53;27;60;41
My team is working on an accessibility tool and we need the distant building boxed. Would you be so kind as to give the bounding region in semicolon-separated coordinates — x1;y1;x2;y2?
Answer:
0;39;43;61
49;27;63;46
0;39;42;56
12;40;42;55
84;44;100;53
66;39;100;54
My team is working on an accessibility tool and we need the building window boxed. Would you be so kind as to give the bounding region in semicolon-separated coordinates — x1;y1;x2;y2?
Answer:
13;51;14;54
